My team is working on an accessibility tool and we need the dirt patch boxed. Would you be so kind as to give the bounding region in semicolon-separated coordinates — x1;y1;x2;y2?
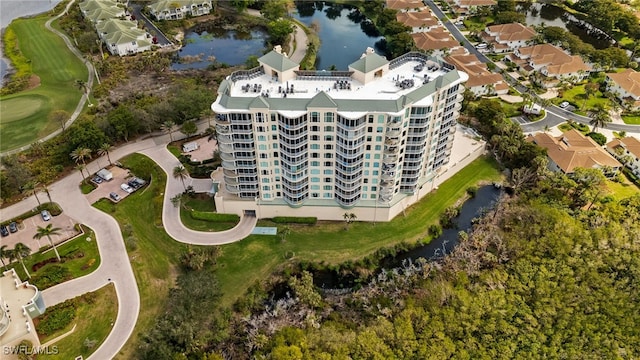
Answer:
26;74;41;91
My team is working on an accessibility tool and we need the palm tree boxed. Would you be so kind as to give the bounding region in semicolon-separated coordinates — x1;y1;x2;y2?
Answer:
280;225;291;243
22;181;41;206
13;243;32;279
71;147;92;182
582;83;598;110
173;165;188;190
98;143;113;166
34;224;62;262
589;104;612;132
76;164;88;183
0;245;12;269
42;183;52;203
75;79;92;105
162;120;177;142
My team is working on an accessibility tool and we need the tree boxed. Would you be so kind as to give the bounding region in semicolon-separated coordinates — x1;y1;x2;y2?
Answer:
34;224;62;262
75;79;92;105
261;0;292;21
173;165;189;191
0;245;12;269
589;104;612;132
98;143;113;166
49;110;70;134
42;184;52;203
231;0;254;12
582;83;599;110
280;225;291;243
162;120;177;142
267;19;294;45
13;243;32;279
180;120;198;138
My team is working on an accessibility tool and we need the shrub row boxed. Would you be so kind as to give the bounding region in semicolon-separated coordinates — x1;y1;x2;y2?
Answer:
271;216;317;225
0;203;62;226
623;167;640;187
35;300;76;336
31;265;72;289
190;211;240;223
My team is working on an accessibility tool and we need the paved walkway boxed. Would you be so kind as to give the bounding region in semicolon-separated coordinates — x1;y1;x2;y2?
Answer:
2;0;95;157
0;124;255;359
288;24;308;64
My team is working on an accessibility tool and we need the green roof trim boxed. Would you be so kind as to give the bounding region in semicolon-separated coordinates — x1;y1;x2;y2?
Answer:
249;96;270;109
348;52;389;73
306;91;337;108
258;50;299;72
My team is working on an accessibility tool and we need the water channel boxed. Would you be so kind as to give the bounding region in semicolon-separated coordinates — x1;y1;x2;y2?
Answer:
519;2;613;49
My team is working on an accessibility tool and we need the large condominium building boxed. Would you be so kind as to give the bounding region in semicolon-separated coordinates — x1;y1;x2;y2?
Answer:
211;47;468;221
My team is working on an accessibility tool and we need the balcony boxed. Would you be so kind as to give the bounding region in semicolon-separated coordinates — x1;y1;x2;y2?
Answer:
220;152;235;161
216;124;231;134
225;183;240;194
218;142;233;153
223;169;239;177
214;115;230;125
381;171;395;181
384;137;400;146
218;134;233;144
222;160;236;170
384;145;399;155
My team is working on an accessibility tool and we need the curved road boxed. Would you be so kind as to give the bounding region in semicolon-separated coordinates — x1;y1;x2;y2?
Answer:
0;131;256;359
2;0;95;157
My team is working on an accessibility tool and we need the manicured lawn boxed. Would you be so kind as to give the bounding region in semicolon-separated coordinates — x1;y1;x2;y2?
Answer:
38;284;118;360
179;195;240;232
622;114;640;125
557;83;611;113
463;16;494;32
8;226;100;288
500;100;523;117
93;154;187;359
607;179;640;200
215;156;502;306
0;16;87;152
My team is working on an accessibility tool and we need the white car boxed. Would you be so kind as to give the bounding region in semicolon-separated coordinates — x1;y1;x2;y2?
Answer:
559;101;570;108
120;183;134;193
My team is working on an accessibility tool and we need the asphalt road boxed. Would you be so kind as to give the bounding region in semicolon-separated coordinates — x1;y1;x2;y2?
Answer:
130;4;172;46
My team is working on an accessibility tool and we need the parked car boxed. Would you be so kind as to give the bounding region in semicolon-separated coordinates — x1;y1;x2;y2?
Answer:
41;210;51;221
120;183;134;193
128;177;147;189
110;192;121;201
92;176;104;184
559;101;570;108
0;225;9;237
9;222;18;233
476;43;487;49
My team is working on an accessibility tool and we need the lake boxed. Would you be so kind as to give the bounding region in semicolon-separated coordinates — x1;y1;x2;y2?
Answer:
171;28;267;70
293;1;383;70
520;2;612;49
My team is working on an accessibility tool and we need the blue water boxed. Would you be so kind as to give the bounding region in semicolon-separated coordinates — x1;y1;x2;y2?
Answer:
293;2;383;70
171;29;267;70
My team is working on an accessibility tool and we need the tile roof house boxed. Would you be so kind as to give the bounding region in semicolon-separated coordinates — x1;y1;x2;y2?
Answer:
480;22;536;53
444;54;508;95
396;8;440;33
605;69;640;111
96;19;153;56
509;44;591;87
606;136;640;177
530;129;621;176
79;0;126;23
148;0;212;20
386;0;426;11
412;26;463;55
449;0;497;15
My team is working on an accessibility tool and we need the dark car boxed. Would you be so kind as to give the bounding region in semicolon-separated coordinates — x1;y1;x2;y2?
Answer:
8;222;18;233
110;192;121;201
0;225;9;237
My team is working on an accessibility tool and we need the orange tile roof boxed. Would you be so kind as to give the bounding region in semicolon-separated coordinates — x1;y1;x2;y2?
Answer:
486;22;536;42
458;0;497;7
516;44;590;75
531;129;621;173
606;68;640;98
396;9;439;28
386;0;425;10
444;54;505;88
411;27;460;51
607;136;640;159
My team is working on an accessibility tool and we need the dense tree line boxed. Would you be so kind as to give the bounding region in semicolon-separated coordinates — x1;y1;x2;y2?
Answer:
572;0;640;39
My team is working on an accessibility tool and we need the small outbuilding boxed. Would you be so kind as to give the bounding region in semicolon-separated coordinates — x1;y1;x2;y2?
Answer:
183;141;199;153
97;168;113;181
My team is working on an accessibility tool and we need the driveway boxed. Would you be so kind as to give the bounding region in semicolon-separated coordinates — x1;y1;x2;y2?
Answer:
85;166;133;204
1;212;79;255
130;3;172;46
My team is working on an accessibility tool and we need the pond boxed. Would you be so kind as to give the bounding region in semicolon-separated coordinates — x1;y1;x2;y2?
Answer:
293;1;384;70
519;2;613;49
171;28;267;70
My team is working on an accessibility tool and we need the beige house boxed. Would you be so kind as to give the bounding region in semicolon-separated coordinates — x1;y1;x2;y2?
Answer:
386;0;425;11
606;136;640;177
509;44;591;87
605;68;640;110
396;9;440;33
148;0;212;20
530;129;621;176
449;0;497;15
412;27;463;55
480;22;536;53
444;54;508;96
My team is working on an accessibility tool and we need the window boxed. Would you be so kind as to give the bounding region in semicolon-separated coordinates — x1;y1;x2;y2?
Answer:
325;177;332;183
368;115;374;123
311;135;320;141
311;112;319;122
324;144;333;150
272;134;278;140
262;178;270;183
311;161;320;166
377;127;383;133
260;161;268;167
378;115;385;123
325;161;333;167
260;153;267;159
365;154;371;159
368;127;373;133
312;193;319;198
325;113;334;122
311;144;320;150
324;153;333;158
324;169;332;174
257;126;265;132
311;169;320;174
324;126;334;132
258;135;266;141
274;160;279;166
311;185;320;190
311;125;320;132
375;145;381;151
323;185;332;190
258;145;267;150
311;153;319;158
272;143;278;149
324;193;332;198
325;135;333;141
311;177;320;183
376;136;382;142
271;125;277;131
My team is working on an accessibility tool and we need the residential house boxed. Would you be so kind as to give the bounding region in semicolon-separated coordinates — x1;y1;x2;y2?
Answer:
148;0;212;20
386;0;425;11
480;22;536;53
606;136;640;177
449;0;497;15
396;9;440;33
96;19;152;56
508;44;591;88
605;68;640;110
530;129;621;176
444;54;508;96
412;27;463;55
79;0;126;23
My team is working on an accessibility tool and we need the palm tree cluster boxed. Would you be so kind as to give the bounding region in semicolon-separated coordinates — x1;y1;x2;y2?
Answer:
0;224;64;279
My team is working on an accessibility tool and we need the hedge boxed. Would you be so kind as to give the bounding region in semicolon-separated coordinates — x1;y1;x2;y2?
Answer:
623;167;640;187
190;211;240;223
1;203;62;226
271;216;317;225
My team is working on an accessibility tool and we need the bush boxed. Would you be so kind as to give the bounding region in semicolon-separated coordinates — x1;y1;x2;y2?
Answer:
586;132;607;146
35;301;76;335
31;265;72;289
466;186;478;198
271;216;317;225
190;211;240;223
428;224;443;238
623;168;640;187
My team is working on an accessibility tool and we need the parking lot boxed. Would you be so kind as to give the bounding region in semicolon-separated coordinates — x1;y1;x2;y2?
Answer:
86;166;146;204
0;212;80;254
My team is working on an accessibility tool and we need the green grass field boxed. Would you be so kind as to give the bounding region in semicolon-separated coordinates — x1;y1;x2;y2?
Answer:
0;16;87;152
607;179;640;200
39;284;118;360
557;83;611;114
179;195;240;232
622;114;640;125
